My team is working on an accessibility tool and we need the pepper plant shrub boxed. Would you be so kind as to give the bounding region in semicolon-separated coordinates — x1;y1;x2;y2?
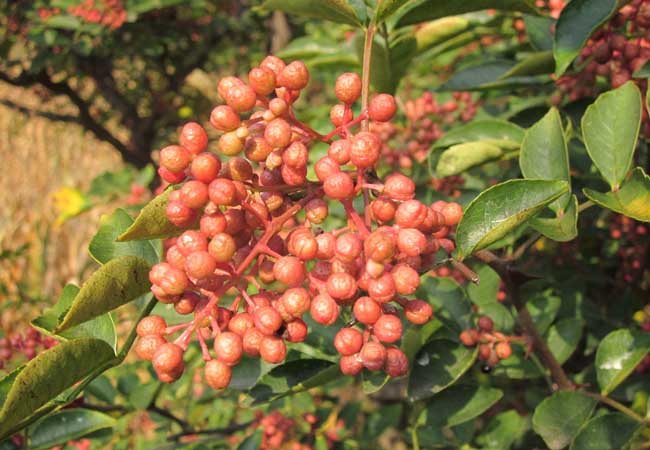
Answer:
5;0;650;449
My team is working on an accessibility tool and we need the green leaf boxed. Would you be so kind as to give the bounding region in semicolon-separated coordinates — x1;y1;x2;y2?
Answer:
436;141;504;177
524;15;554;52
493;344;544;379
408;339;478;401
375;0;408;23
45;16;81;30
433;119;525;150
467;264;500;306
547;318;583;365
261;0;361;26
581;82;642;190
554;0;621;76
0;338;115;437
419;385;503;427
89;209;158;265
532;391;597;450
0;368;24;410
570;413;641;450
475;410;528;449
414;16;471;53
417;276;472;331
56;256;151;333
455;179;569;259
31;284;117;351
28;409;116;450
520;107;571;213
117;190;185;242
530;195;579;242
394;0;539;27
526;290;561;335
237;429;263;450
595;328;650;395
245;359;339;405
500;51;555;79
584;167;650;222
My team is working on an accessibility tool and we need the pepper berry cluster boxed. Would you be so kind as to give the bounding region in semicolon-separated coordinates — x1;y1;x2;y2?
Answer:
459;316;523;370
0;327;57;369
555;0;650;136
134;56;464;389
371;91;479;170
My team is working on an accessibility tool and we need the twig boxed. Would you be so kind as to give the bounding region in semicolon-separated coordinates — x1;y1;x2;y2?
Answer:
473;250;575;391
167;421;254;441
450;260;480;284
149;404;192;432
582;391;648;424
510;232;542;261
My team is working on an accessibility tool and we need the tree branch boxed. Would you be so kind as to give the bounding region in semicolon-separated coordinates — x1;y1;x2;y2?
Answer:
473;250;575;391
167;421;254;442
0;98;79;123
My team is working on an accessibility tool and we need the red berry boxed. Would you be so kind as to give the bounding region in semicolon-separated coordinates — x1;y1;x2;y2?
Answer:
360;341;386;371
205;359;232;389
373;314;403;343
259;335;287;364
218;132;244;156
368;94;397;122
208;232;236;263
254;306;283;335
371;196;396;222
326;272;357;301
249;66;276;96
228;312;255;336
340;354;364;375
214;331;244;366
391;264;420;295
353;296;382;325
225;83;257;112
152;343;184;374
324;171;354;199
208;178;237;206
404;300;433;325
441;202;463;226
184;251;217;280
495;341;512;359
397;228;426;257
265;118;292;148
283;141;308;168
383;173;415;201
260;55;286;76
243;327;264;357
335;233;363;262
135;335;166;360
280;287;311;318
328;139;352;165
277;61;309;90
330;103;353;127
176;230;208;256
395;200;428;228
350;132;380;169
285;319;308;343
180;122;208;155
273;256;306;287
335;72;362;104
478;316;494;332
160;145;191;174
191;153;221;183
137;315;167;337
310;294;340;325
364;230;395;263
245;137;273;162
305;198;329;224
384;347;408;377
159;167;186;184
210;105;241;131
334;327;363;356
367;273;396;304
179;180;209;209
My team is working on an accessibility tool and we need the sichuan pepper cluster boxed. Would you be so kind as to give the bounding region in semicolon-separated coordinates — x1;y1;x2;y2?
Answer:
134;56;463;389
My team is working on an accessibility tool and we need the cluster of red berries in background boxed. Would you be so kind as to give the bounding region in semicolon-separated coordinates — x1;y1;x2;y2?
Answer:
126;182;148;206
555;0;650;135
134;56;465;389
0;327;57;369
607;215;649;285
371;91;479;170
248;411;342;450
459;316;523;371
37;0;127;29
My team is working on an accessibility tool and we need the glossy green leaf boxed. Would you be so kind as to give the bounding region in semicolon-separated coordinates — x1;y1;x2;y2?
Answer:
439;60;534;91
0;338;115;437
436;141;503;177
581;82;642;190
525;15;554;51
475;410;528;449
245;359;339;405
408;339;478;401
455;179;569;259
89;209;158;265
433;119;525;150
532;391;597;450
237;429;263;450
394;0;539;27
493;344;544;379
520;107;571;213
28;409;116;450
467;264;500;306
595;328;650;395
31;284;117;351
500;51;555;79
570;413;641;450
55;256;150;332
419;385;503;427
0;368;24;410
261;0;361;26
547;318;583;365
530;195;579;242
584;167;650;222
554;0;621;76
117;190;185;242
414;16;471;53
